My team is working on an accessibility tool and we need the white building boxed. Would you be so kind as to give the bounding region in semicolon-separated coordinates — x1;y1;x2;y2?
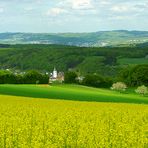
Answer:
49;67;64;83
53;67;58;78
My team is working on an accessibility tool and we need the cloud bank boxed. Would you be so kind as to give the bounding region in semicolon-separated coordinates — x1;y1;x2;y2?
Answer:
0;0;148;32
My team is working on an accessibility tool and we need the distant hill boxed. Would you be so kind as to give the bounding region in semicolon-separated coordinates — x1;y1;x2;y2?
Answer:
136;42;148;48
0;30;148;47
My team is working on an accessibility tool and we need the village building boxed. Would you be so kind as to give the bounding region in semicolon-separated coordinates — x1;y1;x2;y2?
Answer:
49;67;64;83
76;76;85;83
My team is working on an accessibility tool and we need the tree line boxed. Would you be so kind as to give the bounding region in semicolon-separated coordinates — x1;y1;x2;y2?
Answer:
64;64;148;88
0;70;49;84
0;65;147;88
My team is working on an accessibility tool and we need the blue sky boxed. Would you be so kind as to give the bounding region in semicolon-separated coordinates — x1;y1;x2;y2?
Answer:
0;0;148;33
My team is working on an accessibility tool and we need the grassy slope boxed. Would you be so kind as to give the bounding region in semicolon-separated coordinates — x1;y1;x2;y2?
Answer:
0;84;147;104
118;58;148;65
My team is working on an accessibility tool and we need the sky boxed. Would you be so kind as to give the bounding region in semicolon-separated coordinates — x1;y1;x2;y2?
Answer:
0;0;148;33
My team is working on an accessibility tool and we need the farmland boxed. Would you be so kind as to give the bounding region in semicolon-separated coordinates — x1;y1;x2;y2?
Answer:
0;1;148;147
0;84;148;104
0;94;147;147
0;84;148;147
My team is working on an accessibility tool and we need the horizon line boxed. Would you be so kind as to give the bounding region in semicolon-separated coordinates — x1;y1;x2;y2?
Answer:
0;29;148;34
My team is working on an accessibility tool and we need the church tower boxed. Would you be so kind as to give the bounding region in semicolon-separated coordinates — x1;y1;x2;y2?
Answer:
53;67;58;78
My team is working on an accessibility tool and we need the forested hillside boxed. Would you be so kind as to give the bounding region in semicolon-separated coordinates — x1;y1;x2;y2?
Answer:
0;44;147;76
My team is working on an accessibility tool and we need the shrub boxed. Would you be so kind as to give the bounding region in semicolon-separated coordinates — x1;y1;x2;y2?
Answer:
82;74;103;88
111;82;127;92
135;85;148;96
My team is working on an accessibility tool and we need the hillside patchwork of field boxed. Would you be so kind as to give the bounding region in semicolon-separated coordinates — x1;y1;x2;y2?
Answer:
0;30;148;47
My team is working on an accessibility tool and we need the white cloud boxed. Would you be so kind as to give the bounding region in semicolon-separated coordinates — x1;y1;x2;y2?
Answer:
50;0;96;17
0;0;148;32
111;5;129;12
46;8;67;16
110;2;148;13
58;0;94;10
100;1;111;5
72;0;93;10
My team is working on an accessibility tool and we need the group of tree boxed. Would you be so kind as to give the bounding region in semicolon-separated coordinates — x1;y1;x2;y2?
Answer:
119;64;148;87
64;64;148;89
0;64;147;90
64;71;113;88
0;44;147;76
0;70;49;84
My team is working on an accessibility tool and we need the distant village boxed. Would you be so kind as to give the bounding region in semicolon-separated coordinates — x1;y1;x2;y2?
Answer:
1;67;64;83
1;67;85;84
49;68;84;83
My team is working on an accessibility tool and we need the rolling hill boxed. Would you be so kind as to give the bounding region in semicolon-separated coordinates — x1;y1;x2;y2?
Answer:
0;30;148;47
0;84;147;104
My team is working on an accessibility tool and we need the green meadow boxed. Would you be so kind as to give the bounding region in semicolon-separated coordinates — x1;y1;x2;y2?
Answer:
0;84;147;104
118;57;148;65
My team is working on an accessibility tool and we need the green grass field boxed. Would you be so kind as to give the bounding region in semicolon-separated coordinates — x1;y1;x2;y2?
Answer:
118;58;148;65
0;84;147;104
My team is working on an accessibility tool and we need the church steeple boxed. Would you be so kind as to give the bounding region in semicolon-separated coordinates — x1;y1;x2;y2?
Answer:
49;67;64;84
53;67;57;78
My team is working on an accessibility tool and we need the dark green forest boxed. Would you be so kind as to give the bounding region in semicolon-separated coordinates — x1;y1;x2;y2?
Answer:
0;44;148;76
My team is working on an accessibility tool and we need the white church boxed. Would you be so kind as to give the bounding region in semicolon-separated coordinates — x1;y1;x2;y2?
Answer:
49;67;64;83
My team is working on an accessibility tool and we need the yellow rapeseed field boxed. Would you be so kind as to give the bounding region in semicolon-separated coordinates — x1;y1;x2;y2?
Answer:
0;95;147;148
